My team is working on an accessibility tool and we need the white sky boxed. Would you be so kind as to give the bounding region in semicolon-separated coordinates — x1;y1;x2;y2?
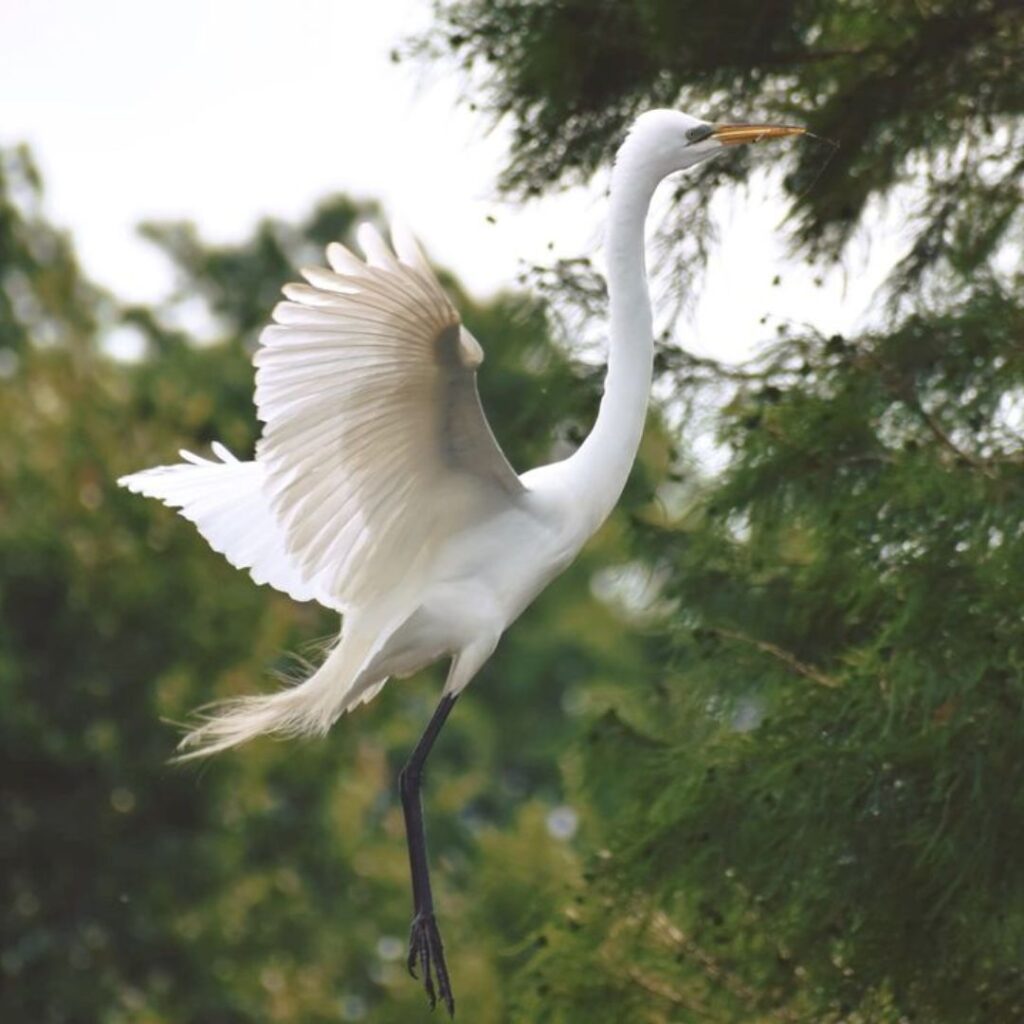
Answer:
1;0;895;363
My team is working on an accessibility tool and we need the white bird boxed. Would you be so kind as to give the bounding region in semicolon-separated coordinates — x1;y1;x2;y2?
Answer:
119;111;803;1013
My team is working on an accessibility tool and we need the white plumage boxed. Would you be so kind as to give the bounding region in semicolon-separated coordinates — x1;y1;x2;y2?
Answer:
120;444;330;605
121;221;566;754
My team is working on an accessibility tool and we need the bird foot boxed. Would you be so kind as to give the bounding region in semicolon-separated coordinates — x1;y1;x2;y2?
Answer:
407;911;455;1015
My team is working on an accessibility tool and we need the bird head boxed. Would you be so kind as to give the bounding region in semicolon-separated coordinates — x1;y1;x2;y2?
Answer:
621;109;805;178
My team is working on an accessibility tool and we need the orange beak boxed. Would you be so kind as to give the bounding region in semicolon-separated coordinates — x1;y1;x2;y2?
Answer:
711;123;806;146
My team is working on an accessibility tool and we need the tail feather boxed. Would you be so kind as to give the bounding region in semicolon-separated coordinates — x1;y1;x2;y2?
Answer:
176;630;388;761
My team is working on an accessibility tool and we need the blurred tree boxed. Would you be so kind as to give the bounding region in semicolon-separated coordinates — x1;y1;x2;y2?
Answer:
0;149;661;1021
408;1;1024;1020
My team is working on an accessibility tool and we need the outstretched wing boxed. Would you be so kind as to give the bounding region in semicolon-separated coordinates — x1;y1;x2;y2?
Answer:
254;223;524;611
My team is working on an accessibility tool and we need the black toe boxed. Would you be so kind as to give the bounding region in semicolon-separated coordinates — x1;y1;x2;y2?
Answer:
408;912;455;1016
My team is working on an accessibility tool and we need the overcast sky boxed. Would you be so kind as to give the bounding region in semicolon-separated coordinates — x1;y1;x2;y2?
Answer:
1;0;895;363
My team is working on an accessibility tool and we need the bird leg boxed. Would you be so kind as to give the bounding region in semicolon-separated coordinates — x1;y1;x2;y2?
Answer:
399;692;458;1016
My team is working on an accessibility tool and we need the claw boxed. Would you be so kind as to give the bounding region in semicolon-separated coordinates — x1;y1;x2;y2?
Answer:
407;912;455;1016
422;930;435;1009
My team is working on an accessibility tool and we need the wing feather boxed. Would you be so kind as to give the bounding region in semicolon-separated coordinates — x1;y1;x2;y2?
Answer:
118;448;339;608
254;223;525;610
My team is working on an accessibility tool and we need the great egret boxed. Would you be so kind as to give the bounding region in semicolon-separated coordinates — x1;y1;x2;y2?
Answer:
120;111;803;1014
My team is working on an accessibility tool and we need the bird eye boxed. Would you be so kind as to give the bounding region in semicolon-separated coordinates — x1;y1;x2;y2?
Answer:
686;125;714;144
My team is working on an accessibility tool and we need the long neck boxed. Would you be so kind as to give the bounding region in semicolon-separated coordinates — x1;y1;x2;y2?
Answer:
564;152;662;532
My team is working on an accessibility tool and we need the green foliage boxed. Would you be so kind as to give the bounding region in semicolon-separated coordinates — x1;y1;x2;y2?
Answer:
525;290;1024;1020
5;2;1024;1020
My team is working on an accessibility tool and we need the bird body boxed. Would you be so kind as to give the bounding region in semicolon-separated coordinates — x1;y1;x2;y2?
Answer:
119;109;804;1011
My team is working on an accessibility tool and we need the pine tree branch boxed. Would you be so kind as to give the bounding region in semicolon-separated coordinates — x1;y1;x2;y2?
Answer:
657;346;778;384
704;626;840;689
624;966;713;1017
913;399;994;476
650;912;804;1024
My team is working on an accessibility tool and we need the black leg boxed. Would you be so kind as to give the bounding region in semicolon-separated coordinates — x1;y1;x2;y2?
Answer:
399;692;458;1016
